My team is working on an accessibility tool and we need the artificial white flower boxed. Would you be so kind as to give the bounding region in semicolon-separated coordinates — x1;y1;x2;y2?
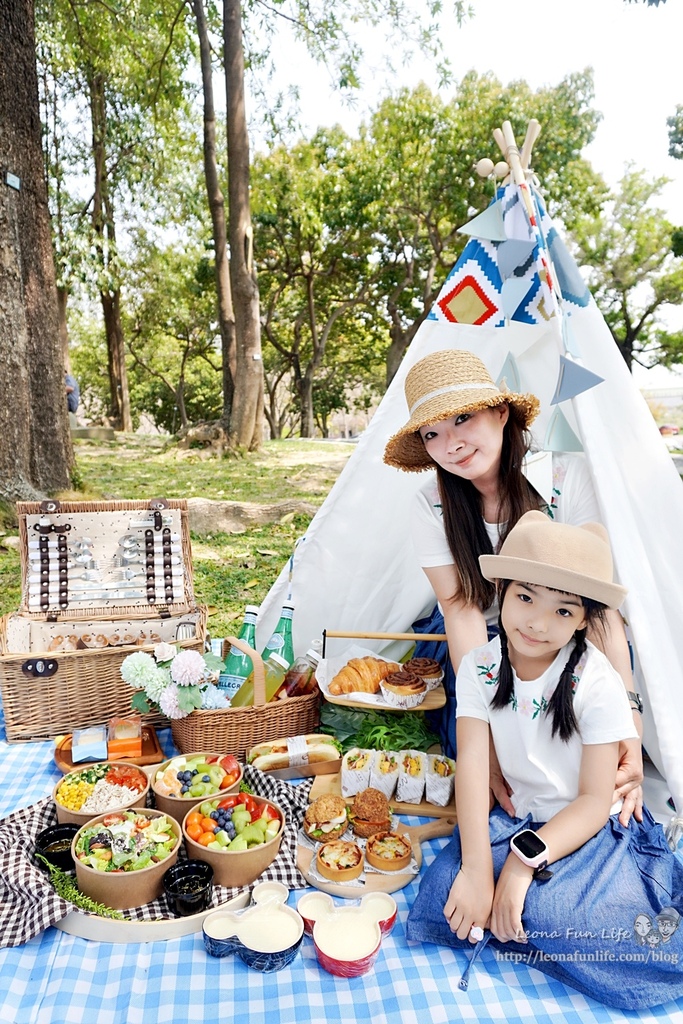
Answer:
158;682;189;719
154;642;177;664
121;651;158;690
200;684;230;710
170;649;207;687
145;666;172;704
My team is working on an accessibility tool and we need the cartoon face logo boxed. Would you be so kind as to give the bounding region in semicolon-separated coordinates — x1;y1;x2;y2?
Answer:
655;908;681;944
633;913;652;944
645;930;662;949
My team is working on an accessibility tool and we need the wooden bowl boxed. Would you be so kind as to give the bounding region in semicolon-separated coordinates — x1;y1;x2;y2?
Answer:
151;752;243;819
53;762;149;826
182;796;284;888
71;808;181;910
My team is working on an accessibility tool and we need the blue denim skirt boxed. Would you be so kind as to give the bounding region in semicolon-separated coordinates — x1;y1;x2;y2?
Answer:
406;805;683;1009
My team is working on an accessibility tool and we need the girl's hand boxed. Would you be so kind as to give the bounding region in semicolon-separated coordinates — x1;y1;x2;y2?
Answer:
443;866;494;942
614;738;644;825
490;855;533;943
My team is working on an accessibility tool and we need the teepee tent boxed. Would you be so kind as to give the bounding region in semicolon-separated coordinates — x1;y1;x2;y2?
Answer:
257;121;683;814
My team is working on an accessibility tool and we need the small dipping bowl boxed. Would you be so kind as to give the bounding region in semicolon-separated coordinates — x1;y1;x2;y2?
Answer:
163;860;214;917
203;881;303;972
297;892;397;977
35;823;80;872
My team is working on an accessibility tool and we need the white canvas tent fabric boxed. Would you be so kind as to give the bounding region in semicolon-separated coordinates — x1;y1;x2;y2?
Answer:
257;180;683;813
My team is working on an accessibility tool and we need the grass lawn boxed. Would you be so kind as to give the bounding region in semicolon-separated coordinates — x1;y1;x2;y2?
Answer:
0;435;354;639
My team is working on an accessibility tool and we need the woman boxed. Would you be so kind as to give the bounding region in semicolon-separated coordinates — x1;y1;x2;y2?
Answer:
383;348;642;820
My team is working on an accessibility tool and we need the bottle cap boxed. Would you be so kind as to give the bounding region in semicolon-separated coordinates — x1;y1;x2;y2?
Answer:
245;605;260;615
267;652;289;669
305;648;321;664
282;601;295;610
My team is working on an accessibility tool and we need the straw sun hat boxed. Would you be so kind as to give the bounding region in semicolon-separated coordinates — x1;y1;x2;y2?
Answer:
383;349;540;472
479;511;627;610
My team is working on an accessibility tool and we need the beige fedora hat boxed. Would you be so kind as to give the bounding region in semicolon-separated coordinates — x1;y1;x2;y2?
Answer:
383;349;540;472
479;510;627;609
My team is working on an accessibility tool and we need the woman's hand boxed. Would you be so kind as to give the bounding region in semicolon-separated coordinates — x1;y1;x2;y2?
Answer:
490;855;533;943
443;866;494;943
615;737;644;825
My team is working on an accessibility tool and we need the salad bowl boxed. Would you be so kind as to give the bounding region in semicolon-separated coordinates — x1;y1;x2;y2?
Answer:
183;793;284;888
71;808;182;909
53;761;150;826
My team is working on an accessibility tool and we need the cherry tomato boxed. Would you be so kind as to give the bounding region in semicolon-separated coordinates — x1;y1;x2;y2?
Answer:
259;805;280;821
186;811;203;828
200;816;217;833
237;793;257;814
186;822;203;842
219;772;239;790
218;796;239;809
102;813;125;827
220;755;240;774
198;832;215;846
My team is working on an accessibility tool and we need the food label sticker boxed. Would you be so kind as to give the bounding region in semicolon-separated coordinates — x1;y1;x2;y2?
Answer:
286;735;309;766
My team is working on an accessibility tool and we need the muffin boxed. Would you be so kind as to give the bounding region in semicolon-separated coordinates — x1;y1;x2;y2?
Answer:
380;669;427;709
404;658;443;688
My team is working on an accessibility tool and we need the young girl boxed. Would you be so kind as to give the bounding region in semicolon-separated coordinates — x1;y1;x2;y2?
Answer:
383;349;642;824
406;512;683;1009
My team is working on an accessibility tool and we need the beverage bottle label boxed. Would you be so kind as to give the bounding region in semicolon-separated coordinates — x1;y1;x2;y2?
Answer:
218;672;248;700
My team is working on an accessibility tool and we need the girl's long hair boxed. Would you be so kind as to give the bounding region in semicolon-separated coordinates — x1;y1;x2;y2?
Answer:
437;406;544;609
490;580;608;741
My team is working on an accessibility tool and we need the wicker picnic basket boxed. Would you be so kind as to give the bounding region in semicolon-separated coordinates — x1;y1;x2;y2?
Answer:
171;637;321;761
0;498;207;742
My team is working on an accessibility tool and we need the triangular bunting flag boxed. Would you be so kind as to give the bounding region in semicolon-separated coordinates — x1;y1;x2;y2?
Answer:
496;352;521;393
543;408;584;452
501;277;530;320
550;355;604;405
561;315;581;358
457;201;507;242
498;240;536;280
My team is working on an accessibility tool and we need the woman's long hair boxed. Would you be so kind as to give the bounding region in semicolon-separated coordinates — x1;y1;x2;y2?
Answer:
438;405;544;609
490;580;608;741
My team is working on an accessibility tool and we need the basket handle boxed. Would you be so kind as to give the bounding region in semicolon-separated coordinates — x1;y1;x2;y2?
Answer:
225;636;266;707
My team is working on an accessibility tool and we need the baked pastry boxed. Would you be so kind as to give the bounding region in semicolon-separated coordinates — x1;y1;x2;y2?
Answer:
365;831;412;872
304;794;348;842
316;840;364;882
404;657;441;681
381;670;426;695
328;657;396;695
350;787;391;839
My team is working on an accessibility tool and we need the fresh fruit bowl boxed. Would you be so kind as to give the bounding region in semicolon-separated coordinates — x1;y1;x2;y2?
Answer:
152;752;243;819
182;793;284;888
72;808;182;910
53;761;150;826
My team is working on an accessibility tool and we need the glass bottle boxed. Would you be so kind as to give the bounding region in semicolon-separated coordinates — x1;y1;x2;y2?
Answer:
218;605;259;701
230;651;289;707
277;648;321;699
259;601;295;668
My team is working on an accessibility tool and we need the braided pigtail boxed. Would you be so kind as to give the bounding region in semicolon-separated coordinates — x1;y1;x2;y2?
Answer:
545;629;586;741
490;581;514;711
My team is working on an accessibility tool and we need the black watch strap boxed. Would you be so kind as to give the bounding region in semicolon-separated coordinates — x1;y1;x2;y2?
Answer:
627;691;643;714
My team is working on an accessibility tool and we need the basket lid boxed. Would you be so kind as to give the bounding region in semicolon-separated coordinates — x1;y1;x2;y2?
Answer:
16;499;195;622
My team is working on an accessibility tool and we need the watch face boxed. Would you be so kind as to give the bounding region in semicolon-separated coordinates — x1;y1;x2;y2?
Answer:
512;829;546;860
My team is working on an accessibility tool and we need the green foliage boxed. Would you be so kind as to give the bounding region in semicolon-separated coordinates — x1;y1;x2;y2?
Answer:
571;167;683;368
36;854;125;919
668;106;683;161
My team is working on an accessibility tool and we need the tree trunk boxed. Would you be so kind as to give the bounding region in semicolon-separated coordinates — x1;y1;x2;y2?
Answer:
57;285;70;371
192;0;236;427
224;0;263;450
89;71;132;432
0;0;72;500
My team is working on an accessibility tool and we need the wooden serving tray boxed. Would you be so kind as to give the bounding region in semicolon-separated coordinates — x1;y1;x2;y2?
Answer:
54;890;250;944
322;683;446;712
309;771;456;819
54;726;165;772
297;818;456;898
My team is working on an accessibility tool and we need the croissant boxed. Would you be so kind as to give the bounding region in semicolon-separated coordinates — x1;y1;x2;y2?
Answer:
329;656;396;695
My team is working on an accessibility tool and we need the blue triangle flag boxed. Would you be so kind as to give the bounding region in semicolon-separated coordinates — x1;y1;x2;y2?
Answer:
498;240;536;280
543;408;583;452
501;277;530;320
457;201;507;242
496;352;521;393
550;356;604;405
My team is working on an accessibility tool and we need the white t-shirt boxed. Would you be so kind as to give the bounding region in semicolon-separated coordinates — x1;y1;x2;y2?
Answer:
456;637;638;821
411;452;601;625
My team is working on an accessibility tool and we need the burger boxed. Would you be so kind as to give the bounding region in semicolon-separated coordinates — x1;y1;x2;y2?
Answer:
350;787;391;839
303;794;348;842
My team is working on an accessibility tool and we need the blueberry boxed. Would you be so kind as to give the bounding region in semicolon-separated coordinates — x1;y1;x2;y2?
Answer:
192;769;198;776
210;810;219;820
202;775;210;782
214;826;221;834
181;785;189;793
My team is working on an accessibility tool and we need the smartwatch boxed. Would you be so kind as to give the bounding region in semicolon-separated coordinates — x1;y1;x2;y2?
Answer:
510;829;549;870
627;690;643;714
